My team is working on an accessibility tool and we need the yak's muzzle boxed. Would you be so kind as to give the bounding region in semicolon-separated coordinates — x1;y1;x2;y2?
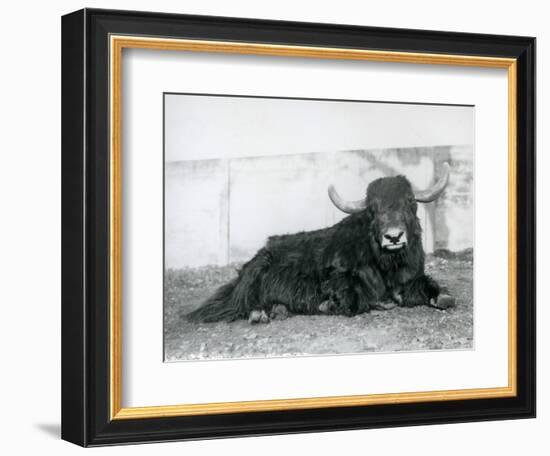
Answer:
381;228;407;251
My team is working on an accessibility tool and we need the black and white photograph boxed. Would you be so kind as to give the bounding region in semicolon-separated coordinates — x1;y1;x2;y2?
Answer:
163;94;475;361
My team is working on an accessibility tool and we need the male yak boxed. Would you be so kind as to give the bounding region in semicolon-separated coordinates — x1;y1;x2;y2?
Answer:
187;163;453;323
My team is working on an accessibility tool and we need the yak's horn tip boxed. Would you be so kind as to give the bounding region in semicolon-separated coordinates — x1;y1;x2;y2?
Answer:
414;162;451;203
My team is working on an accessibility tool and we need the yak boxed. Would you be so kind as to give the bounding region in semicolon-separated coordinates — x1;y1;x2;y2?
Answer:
187;163;454;323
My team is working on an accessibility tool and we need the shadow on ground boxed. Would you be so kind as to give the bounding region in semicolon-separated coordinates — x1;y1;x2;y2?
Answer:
164;250;473;361
34;423;60;439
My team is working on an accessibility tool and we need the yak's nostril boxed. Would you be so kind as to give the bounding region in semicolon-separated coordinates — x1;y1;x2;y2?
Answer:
384;231;404;244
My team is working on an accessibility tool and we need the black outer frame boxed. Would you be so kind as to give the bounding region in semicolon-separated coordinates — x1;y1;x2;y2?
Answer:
61;8;536;447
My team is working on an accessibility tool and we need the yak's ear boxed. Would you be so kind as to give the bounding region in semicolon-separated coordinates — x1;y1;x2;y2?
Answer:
407;195;418;212
414;163;450;203
367;203;377;217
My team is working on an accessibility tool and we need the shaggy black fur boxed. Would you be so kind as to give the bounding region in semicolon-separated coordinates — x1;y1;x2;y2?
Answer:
187;175;440;322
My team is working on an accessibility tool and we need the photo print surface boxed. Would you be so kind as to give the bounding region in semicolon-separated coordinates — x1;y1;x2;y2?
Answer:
163;93;474;362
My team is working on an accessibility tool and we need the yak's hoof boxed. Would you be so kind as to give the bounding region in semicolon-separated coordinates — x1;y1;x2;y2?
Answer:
248;310;261;324
391;290;403;305
270;304;289;320
248;310;270;324
318;300;334;314
429;294;456;310
259;310;270;323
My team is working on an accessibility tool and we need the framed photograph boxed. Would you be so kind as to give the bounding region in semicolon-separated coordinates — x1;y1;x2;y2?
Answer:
61;8;535;447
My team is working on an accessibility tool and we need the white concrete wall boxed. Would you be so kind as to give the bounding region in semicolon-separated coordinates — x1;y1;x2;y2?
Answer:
165;160;230;268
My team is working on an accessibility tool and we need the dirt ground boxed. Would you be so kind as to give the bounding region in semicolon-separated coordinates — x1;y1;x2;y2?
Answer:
164;249;473;361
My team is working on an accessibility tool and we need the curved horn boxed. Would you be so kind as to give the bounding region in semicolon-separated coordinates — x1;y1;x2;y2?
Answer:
328;185;367;214
414;162;451;203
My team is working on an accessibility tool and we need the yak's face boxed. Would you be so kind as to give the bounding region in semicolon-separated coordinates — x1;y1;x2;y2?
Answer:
366;176;417;252
327;163;450;252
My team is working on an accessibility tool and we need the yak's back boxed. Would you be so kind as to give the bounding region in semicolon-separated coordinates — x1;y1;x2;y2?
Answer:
263;224;338;267
263;214;371;270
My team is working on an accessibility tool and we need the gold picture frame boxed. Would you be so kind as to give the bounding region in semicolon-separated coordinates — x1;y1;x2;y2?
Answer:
110;36;517;420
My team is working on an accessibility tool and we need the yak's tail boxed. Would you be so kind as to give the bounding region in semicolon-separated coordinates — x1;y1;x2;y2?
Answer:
186;279;242;323
186;250;270;323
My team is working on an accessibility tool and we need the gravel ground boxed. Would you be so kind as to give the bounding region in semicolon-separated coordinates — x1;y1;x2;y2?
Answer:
164;249;473;361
